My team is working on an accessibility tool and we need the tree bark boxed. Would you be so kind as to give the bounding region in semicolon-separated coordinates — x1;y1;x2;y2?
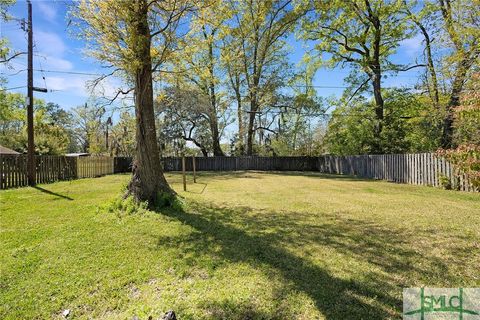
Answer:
441;54;478;148
246;99;257;155
438;0;479;148
370;22;384;154
234;77;244;153
205;28;224;156
420;25;440;107
126;0;174;206
227;65;244;154
404;2;439;107
371;68;384;153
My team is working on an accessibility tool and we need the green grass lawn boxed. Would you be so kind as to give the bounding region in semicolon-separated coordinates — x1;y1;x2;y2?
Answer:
1;172;479;319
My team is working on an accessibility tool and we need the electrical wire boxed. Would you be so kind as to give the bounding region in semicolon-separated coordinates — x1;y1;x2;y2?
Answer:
32;36;48;91
0;85;27;91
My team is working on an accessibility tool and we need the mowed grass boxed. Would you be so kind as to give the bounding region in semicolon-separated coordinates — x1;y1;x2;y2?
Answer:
1;172;479;319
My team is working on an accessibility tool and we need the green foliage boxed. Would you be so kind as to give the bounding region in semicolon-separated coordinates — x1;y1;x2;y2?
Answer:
438;145;480;191
154;191;183;211
104;189;182;215
105;195;149;216
299;0;412;69
324;96;376;155
110;111;136;157
324;89;444;155
1;173;479;319
453;73;480;146
0;0;15;66
438;174;453;190
0;92;71;154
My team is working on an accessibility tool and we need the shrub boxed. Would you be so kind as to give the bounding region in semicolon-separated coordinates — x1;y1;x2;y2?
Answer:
437;144;480;191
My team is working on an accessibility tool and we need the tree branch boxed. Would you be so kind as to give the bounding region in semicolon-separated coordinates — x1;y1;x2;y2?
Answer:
0;51;26;64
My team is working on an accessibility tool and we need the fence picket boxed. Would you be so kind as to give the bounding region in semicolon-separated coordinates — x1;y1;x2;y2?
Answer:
0;154;477;191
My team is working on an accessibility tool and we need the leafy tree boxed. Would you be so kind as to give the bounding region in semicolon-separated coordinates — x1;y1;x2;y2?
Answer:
227;0;300;155
69;103;107;154
171;0;230;155
223;40;247;154
299;0;415;153
0;93;71;154
452;73;480;146
0;0;23;66
402;0;441;108
72;0;191;205
324;89;440;155
110;111;137;157
434;0;480;147
156;86;213;157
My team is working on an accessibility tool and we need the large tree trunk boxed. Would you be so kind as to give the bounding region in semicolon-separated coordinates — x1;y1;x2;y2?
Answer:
235;84;244;153
228;67;244;154
370;18;384;154
209;116;224;156
371;69;384;154
208;85;224;156
423;29;440;107
441;57;471;148
205;32;224;157
438;0;479;148
405;3;439;107
246;99;257;155
127;0;174;205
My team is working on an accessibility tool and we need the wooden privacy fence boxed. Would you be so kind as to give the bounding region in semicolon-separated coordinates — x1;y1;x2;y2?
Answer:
318;153;476;191
161;156;319;172
0;155;77;189
1;153;477;191
77;156;113;178
0;155;113;189
159;154;474;191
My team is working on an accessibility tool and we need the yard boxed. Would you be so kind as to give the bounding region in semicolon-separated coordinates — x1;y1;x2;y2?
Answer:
1;172;479;319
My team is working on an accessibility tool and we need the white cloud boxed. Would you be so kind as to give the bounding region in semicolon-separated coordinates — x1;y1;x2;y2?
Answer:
45;75;133;102
33;30;74;71
400;34;424;57
88;77;134;101
37;2;57;22
35;30;67;56
45;76;88;96
41;56;74;71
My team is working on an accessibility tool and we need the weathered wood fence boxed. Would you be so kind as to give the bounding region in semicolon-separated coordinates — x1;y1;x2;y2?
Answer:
77;156;113;178
1;153;477;191
161;156;319;172
0;155;78;189
318;153;475;192
0;155;108;189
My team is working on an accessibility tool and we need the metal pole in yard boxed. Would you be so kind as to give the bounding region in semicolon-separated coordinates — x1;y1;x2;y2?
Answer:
182;155;186;191
192;156;196;183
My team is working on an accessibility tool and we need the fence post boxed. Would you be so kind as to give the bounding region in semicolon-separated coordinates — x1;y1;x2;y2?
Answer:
182;155;186;191
192;156;196;183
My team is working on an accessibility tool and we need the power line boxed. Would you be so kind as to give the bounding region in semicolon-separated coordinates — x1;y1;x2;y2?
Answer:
36;69;103;76
0;85;27;91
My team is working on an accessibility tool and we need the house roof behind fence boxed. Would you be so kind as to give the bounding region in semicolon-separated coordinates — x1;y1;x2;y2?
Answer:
0;145;20;155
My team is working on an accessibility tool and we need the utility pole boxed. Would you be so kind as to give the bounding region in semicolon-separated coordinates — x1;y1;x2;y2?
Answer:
105;116;112;150
26;0;35;186
26;0;47;186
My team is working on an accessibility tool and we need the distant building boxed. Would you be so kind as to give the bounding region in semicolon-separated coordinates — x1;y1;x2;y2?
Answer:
65;153;90;157
0;145;20;155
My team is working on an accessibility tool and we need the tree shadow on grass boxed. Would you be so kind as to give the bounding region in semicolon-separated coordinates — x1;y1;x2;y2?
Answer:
171;170;382;183
33;186;73;200
153;203;436;319
261;171;380;182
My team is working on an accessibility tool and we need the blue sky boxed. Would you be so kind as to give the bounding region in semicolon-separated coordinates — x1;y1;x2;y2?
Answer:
1;0;425;113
